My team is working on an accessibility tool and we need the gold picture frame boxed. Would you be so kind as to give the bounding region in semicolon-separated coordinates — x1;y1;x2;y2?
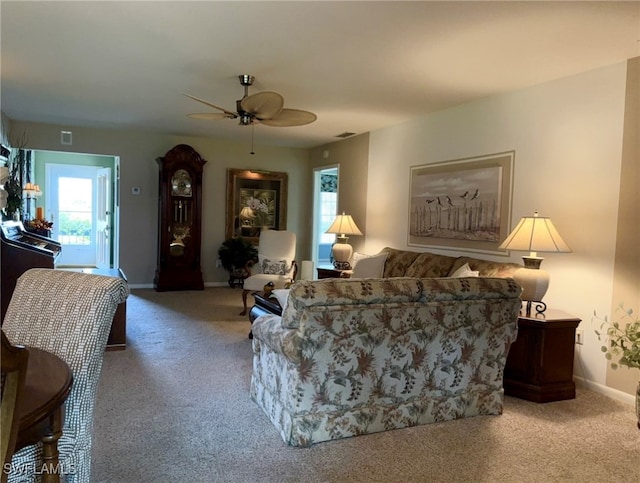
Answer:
226;169;288;244
408;151;514;254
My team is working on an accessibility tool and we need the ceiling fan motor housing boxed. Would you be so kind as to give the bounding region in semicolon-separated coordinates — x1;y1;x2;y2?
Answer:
239;74;255;87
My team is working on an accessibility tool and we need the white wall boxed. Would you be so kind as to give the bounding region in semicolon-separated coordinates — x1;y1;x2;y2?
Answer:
365;61;629;394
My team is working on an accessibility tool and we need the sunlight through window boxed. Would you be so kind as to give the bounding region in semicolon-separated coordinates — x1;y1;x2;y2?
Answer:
58;177;92;245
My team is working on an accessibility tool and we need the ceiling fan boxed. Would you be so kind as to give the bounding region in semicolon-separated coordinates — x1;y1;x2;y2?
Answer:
184;74;317;127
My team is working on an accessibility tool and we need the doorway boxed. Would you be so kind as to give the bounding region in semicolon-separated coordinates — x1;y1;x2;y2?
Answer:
36;150;119;269
312;166;339;268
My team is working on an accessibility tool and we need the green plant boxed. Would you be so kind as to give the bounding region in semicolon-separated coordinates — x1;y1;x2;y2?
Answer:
218;237;258;273
595;304;640;370
2;168;21;218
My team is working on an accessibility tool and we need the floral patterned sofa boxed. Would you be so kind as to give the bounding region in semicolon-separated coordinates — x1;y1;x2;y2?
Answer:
250;276;522;447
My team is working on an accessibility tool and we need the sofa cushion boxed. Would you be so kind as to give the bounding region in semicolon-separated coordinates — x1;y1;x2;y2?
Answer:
281;277;423;329
448;256;521;278
379;247;422;277
420;276;522;302
404;252;457;278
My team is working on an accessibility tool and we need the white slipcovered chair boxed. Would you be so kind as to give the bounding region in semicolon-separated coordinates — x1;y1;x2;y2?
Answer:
240;230;297;315
2;268;129;483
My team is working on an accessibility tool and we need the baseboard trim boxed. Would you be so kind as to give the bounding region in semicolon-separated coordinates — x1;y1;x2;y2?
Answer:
128;283;154;289
574;376;635;406
128;282;230;289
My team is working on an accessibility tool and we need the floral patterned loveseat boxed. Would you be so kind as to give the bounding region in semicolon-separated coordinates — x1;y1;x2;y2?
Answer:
250;276;522;447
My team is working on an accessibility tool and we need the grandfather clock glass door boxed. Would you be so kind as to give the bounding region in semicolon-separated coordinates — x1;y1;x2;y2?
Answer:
154;144;206;291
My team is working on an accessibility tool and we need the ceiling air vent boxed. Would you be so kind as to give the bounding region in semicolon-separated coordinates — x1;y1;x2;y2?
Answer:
335;132;356;138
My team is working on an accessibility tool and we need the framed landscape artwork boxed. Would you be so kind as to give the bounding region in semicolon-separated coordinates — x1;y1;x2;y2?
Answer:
408;151;514;254
226;168;288;244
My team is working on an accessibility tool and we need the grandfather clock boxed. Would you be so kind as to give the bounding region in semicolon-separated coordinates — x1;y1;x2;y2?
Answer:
154;144;207;291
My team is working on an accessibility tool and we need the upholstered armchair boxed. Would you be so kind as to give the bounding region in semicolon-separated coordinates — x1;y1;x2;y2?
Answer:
2;268;129;483
240;230;297;315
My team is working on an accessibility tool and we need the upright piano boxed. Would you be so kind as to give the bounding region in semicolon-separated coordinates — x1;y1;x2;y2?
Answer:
1;220;62;323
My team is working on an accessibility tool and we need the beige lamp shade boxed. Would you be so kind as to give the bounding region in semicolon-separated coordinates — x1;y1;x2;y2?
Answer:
498;213;571;256
325;213;363;238
325;213;363;270
239;206;255;225
499;212;571;314
23;182;37;198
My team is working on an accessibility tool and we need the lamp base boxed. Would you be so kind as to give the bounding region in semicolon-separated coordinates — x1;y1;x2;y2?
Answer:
331;239;353;270
333;260;352;270
524;300;548;316
513;256;549;316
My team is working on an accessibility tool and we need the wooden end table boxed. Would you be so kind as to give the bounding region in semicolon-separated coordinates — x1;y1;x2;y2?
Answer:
504;309;581;403
14;347;73;483
316;265;350;279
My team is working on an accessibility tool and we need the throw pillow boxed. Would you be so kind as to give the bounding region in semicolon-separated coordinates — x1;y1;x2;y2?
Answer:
352;252;388;278
450;262;479;278
259;255;290;275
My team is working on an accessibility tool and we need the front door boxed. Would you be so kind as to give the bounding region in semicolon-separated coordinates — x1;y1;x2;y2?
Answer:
46;164;99;267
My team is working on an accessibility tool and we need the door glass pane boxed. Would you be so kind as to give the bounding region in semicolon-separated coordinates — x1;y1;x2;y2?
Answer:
317;171;338;264
58;177;92;245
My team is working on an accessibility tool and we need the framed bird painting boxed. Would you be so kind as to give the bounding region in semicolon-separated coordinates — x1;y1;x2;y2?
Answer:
408;151;514;255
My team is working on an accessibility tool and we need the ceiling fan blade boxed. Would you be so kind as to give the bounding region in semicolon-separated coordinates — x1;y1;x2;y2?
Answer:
240;91;284;119
187;113;234;121
182;93;237;118
260;108;317;127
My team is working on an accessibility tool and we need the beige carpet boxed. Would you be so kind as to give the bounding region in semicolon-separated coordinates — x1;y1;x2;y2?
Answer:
92;288;640;482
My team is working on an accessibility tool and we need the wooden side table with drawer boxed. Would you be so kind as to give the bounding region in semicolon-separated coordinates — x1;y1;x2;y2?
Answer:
504;309;581;403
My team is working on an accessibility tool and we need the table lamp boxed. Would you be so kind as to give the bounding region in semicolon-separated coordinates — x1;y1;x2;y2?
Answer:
239;206;255;226
325;213;363;270
499;211;571;315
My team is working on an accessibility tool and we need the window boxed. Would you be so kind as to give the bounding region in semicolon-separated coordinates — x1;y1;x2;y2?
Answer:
58;177;92;245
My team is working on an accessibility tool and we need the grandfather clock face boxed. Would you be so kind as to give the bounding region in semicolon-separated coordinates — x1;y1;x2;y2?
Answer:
171;169;192;198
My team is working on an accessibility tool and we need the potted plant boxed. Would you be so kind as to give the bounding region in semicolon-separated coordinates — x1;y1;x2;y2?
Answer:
218;237;258;288
2;159;22;221
595;304;640;429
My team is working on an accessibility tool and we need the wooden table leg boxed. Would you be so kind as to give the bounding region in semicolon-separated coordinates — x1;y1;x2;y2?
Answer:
39;408;64;483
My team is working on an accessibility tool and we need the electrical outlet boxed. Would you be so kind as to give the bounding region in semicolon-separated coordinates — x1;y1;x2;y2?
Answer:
575;329;584;345
216;259;222;268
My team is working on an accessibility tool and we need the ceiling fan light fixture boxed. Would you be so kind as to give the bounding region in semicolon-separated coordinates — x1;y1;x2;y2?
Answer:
239;113;254;126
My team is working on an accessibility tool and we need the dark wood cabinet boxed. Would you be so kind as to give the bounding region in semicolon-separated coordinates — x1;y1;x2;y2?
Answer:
154;145;207;291
1;221;62;323
504;309;581;403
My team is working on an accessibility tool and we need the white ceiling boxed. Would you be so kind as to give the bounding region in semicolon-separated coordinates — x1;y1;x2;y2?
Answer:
1;1;638;149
